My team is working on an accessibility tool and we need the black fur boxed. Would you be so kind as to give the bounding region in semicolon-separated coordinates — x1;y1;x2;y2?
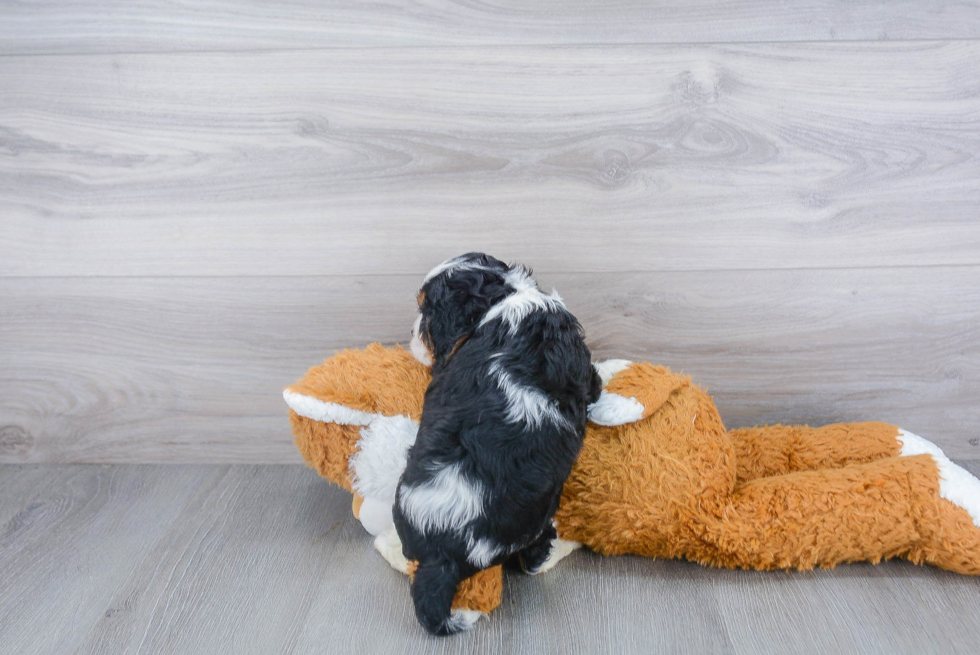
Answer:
414;253;512;374
394;253;601;636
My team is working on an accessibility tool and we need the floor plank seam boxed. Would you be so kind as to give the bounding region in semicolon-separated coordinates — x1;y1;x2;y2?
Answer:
1;36;979;59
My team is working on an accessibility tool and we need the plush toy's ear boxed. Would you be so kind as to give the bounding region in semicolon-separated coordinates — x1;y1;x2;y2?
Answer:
285;387;420;507
288;405;363;492
284;343;429;505
287;343;430;421
587;360;690;427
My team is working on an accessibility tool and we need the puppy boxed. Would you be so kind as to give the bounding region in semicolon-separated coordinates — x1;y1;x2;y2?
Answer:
394;253;601;635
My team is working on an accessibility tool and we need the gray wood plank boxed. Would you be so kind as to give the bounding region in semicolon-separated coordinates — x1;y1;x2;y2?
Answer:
75;465;358;655
3;464;980;654
712;560;980;654
0;1;977;54
2;267;978;463
0;465;220;654
2;42;978;277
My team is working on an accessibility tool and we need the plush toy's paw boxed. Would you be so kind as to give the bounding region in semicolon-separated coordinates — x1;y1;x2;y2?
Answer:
528;538;582;575
587;390;644;426
374;526;412;574
446;609;484;632
898;429;980;527
588;359;647;427
587;360;691;427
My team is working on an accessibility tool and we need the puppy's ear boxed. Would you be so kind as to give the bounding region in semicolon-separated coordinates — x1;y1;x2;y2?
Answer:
588;367;603;404
449;268;510;320
535;318;599;412
426;268;510;370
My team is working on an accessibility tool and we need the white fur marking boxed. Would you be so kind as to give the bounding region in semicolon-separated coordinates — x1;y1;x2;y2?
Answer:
479;287;566;334
423;256;488;284
349;414;419;502
447;609;484;632
399;463;485;534
528;538;583;575
503;266;536;292
373;525;411;574
593;359;633;386
488;360;570;429
282;389;379;426
358;497;394;536
587;390;645;426
467;535;502;568
409;313;433;367
898;429;980;528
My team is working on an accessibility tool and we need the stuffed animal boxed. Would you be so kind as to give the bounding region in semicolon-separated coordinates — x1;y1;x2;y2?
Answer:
283;343;980;622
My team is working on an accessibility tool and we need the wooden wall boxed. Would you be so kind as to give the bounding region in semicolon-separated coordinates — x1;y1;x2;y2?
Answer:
1;2;978;462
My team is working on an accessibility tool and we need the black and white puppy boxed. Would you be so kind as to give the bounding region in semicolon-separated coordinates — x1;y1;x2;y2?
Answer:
394;253;601;636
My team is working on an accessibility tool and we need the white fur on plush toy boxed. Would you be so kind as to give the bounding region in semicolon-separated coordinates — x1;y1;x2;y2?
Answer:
593;359;632;385
374;526;412;573
588;391;644;427
281;389;417;538
898;429;980;527
359;497;395;536
349;414;418;502
283;390;376;426
587;360;647;427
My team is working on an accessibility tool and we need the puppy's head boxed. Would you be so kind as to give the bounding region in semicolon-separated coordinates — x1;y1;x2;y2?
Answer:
410;253;515;372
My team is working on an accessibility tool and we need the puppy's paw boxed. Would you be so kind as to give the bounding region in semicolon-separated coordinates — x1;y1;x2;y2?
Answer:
528;538;582;575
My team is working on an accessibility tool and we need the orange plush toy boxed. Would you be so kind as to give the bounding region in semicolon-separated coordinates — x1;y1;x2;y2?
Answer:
284;344;980;624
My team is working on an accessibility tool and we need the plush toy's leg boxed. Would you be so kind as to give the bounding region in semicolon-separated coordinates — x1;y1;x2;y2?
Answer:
374;526;412;574
894;431;980;573
692;451;980;575
450;566;503;614
728;421;902;483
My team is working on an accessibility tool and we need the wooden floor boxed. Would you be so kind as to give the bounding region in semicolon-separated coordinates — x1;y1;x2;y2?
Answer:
3;463;980;655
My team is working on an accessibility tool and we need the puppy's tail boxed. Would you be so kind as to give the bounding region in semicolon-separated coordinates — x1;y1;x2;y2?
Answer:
411;556;482;636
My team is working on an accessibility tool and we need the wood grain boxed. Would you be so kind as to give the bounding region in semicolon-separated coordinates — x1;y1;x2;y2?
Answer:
2;464;980;654
0;465;218;654
2;267;978;463
2;42;978;277
0;1;977;55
